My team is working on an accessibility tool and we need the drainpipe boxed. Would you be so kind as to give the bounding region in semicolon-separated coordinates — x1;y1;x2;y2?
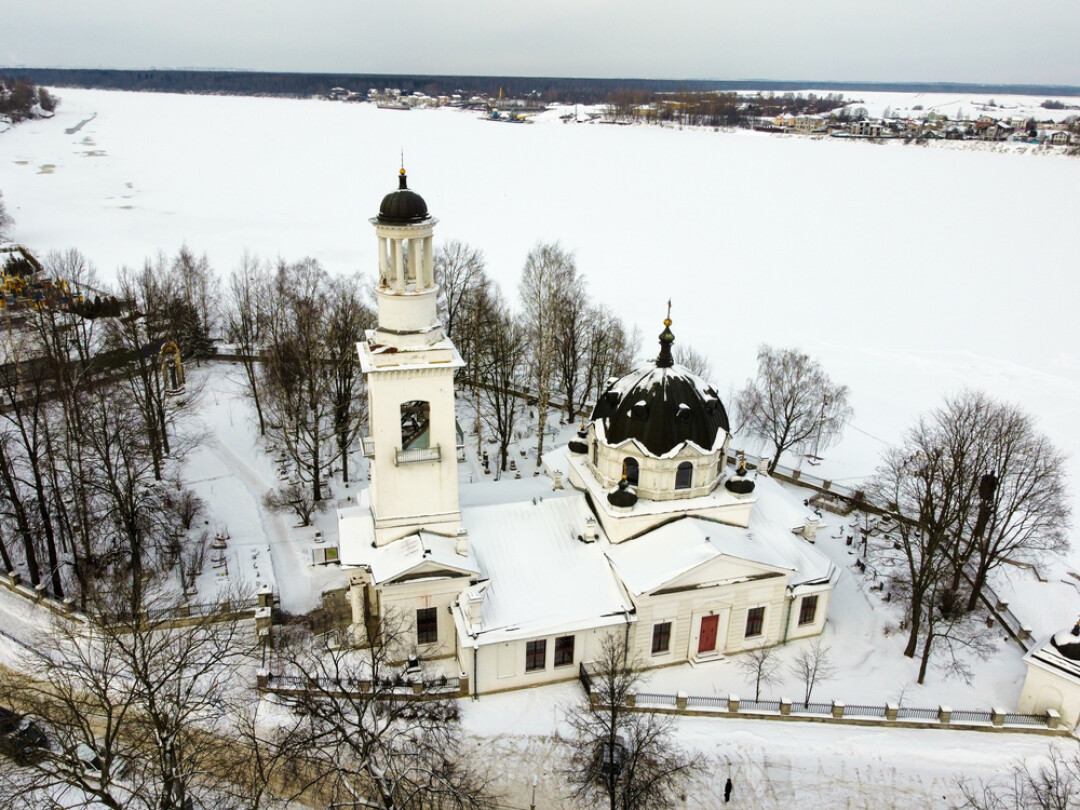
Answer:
472;645;479;701
782;589;795;646
623;610;632;664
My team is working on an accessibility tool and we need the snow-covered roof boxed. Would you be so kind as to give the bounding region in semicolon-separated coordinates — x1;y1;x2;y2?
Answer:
461;489;633;645
605;474;835;596
606;518;794;596
337;505;479;584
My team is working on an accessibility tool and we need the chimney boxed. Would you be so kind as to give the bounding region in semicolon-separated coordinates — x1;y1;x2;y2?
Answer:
759;456;771;475
455;528;469;556
552;470;564;490
583;516;597;543
467;590;483;624
803;516;819;543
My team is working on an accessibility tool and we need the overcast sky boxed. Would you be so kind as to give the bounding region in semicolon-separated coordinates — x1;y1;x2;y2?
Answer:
3;1;1079;85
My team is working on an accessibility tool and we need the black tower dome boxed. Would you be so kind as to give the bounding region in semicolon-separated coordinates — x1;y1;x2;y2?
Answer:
378;169;430;224
591;316;729;456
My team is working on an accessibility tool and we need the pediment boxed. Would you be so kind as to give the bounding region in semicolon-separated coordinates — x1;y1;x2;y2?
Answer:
650;553;789;596
386;561;475;585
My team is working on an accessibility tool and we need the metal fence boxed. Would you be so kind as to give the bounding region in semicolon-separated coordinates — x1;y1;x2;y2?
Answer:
686;695;727;710
581;680;1057;733
636;692;678;707
897;707;939;721
741;699;781;712
952;710;992;724
844;704;888;718
263;671;460;698
1005;712;1049;727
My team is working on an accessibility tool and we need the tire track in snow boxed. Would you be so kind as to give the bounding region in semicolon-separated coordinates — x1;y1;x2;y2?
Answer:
203;435;315;613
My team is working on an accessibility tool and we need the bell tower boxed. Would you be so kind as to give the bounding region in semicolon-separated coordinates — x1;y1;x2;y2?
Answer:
360;169;463;545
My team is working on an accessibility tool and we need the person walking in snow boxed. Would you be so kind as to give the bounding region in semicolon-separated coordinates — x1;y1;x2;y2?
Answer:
724;776;733;803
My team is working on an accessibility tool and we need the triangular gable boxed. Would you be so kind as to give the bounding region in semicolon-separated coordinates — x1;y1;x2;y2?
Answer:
606;517;795;597
368;531;479;585
651;552;790;596
383;560;476;585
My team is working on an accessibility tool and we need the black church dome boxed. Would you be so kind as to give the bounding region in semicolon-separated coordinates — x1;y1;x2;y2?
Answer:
1052;624;1080;661
378;170;430;224
591;319;729;457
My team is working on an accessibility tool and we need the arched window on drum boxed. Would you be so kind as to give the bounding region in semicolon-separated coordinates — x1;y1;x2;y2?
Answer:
623;458;639;486
675;461;693;490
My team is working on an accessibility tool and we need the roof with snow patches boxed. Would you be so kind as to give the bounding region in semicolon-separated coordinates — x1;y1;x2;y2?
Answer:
591;320;729;456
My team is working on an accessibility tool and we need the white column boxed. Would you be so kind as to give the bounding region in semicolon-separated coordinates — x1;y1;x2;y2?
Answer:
411;237;424;290
393;239;405;292
424;235;435;288
377;236;388;285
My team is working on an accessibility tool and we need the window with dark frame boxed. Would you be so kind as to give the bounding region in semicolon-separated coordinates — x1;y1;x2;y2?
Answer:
554;635;575;667
416;607;438;645
652;621;672;654
675;461;693;489
745;606;765;638
525;639;547;672
623;457;639;486
798;594;819;626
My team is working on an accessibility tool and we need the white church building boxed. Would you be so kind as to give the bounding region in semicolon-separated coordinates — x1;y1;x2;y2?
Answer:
338;171;838;696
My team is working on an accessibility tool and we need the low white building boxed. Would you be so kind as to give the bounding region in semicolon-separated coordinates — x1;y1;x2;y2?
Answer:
1018;624;1080;729
339;172;838;696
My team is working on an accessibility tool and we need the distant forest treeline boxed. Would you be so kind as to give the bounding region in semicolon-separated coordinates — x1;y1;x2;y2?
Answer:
4;68;1080;103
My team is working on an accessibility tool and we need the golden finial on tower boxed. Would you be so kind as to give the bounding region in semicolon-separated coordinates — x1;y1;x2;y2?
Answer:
664;299;672;327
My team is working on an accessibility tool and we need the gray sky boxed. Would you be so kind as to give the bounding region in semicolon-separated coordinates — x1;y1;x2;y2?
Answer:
3;1;1079;85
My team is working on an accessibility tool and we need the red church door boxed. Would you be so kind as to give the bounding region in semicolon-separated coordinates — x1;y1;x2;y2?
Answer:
698;615;719;654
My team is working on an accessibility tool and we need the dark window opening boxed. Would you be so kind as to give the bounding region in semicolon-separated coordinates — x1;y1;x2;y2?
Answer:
798;595;819;626
623;457;639;485
745;606;765;638
675;461;693;490
401;400;431;450
652;621;672;654
526;639;547;672
554;635;575;667
417;607;438;645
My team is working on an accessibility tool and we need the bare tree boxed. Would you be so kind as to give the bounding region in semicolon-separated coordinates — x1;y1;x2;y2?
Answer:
789;640;836;707
582;305;638;409
551;267;589;420
946;393;1070;611
873;434;969;662
734;642;783;701
110;257;201;480
957;747;1080;810
565;633;699;810
263;482;323;528
672;343;712;381
519;242;578;466
473;288;526;474
872;391;1069;678
270;617;497;810
326;274;373;486
0;584;260;810
0;189;12;238
261;258;338;502
735;345;853;473
434;239;487;350
226;253;270;436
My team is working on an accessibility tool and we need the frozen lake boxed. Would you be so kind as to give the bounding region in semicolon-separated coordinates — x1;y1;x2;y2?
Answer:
3;88;1079;563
